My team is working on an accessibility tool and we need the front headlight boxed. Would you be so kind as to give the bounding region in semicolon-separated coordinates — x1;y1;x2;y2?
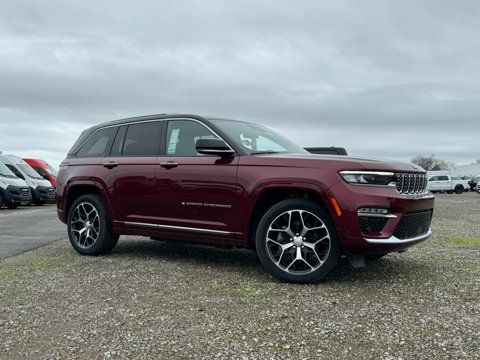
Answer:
339;171;395;186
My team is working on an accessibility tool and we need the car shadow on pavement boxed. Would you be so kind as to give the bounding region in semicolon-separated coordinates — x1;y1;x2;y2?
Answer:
107;237;433;284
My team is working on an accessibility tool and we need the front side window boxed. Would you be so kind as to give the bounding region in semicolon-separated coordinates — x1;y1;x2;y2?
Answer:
76;127;116;158
166;120;219;157
210;119;307;155
6;164;25;180
122;122;162;157
17;164;44;180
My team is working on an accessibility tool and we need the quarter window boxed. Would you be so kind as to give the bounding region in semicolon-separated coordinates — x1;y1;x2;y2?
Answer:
166;120;219;157
110;126;127;156
76;127;116;158
122;122;162;157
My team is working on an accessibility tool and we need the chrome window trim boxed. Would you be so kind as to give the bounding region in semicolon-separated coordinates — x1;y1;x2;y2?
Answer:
73;117;237;157
123;221;236;235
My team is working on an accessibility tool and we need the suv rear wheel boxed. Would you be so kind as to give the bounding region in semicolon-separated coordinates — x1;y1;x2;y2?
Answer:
255;199;340;283
67;194;118;255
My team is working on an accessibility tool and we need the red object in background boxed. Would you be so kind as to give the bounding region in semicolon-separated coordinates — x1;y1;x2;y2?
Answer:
22;158;58;187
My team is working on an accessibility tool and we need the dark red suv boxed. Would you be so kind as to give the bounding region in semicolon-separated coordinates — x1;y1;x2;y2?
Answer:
56;114;434;283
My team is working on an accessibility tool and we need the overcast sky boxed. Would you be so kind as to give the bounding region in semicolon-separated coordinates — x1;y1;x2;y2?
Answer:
1;0;479;167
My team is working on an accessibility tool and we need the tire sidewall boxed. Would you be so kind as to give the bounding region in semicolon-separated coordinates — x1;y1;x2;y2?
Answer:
67;194;117;255
255;199;340;283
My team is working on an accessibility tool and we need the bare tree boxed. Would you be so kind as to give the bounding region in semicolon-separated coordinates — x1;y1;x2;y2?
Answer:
411;154;454;171
473;158;480;164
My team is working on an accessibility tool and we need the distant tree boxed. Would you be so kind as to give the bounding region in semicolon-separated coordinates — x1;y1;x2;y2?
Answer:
474;158;480;164
411;154;454;171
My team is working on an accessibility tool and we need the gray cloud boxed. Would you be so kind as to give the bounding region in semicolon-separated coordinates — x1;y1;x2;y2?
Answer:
0;0;479;167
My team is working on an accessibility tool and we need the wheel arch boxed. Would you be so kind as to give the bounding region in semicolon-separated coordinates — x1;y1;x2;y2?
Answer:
246;185;340;250
64;181;113;221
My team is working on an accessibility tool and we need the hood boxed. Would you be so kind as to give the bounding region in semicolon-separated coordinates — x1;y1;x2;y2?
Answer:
0;176;27;187
249;153;425;173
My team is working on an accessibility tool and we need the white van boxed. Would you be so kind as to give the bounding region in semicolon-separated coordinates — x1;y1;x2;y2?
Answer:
0;159;32;208
0;154;55;206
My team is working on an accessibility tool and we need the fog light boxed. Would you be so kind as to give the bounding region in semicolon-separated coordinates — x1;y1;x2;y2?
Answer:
358;207;389;215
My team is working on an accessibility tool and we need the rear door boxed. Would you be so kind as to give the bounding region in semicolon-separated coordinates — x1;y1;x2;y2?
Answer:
155;119;239;236
97;121;163;225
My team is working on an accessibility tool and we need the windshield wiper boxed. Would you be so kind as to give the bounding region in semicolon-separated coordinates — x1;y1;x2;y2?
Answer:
250;150;280;155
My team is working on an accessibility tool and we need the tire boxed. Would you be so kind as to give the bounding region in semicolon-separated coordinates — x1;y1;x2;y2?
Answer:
67;194;118;255
6;203;19;209
255;198;340;283
34;201;45;206
0;193;3;208
446;190;454;194
454;186;464;194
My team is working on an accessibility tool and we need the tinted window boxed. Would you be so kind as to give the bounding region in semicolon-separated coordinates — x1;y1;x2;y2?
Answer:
110;126;127;156
428;176;437;181
76;127;116;158
438;176;449;181
166;120;218;157
6;164;24;179
122;122;161;157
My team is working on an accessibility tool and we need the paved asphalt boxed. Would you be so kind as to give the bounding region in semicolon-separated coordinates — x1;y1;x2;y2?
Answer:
0;205;66;259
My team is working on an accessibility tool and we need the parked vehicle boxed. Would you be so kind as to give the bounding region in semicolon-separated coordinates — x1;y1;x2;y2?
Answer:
304;147;348;155
468;179;478;192
23;158;58;187
427;173;470;194
0;155;55;206
56;114;434;283
477;183;480;194
0;159;32;208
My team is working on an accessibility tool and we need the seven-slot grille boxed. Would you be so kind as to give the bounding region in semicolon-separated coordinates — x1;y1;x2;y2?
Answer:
395;173;427;194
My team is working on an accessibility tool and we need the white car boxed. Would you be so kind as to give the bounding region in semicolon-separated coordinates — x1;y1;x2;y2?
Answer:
0;160;32;208
0;154;55;206
427;174;470;194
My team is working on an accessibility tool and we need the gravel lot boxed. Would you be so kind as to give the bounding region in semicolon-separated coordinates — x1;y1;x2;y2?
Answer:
1;193;479;359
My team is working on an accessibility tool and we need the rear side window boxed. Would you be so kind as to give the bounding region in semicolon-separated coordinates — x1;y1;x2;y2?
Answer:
122;122;162;157
438;176;449;181
76;127;116;158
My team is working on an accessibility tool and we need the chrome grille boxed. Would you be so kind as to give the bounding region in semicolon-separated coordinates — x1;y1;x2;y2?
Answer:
395;173;428;194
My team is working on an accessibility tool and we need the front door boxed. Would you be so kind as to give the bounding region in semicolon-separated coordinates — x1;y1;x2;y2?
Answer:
155;119;239;235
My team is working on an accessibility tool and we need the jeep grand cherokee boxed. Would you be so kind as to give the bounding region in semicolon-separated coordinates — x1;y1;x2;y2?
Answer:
56;114;434;283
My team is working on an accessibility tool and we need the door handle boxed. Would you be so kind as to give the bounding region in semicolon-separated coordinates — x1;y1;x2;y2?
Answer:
102;162;119;169
160;161;179;169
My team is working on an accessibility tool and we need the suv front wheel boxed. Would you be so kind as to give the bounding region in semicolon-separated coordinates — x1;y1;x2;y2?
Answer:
255;199;340;283
67;194;118;255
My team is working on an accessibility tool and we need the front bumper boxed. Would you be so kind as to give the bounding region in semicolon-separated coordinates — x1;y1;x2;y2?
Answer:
1;185;32;206
31;186;56;204
330;181;435;254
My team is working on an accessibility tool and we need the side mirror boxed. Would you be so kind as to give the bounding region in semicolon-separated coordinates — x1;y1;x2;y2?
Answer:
196;138;234;157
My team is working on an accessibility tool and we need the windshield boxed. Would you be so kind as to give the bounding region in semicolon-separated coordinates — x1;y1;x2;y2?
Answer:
0;162;18;178
44;163;58;178
211;120;307;155
17;163;44;180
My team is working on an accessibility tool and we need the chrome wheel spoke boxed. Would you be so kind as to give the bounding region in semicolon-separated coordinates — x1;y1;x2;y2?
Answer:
70;202;101;249
265;209;331;274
